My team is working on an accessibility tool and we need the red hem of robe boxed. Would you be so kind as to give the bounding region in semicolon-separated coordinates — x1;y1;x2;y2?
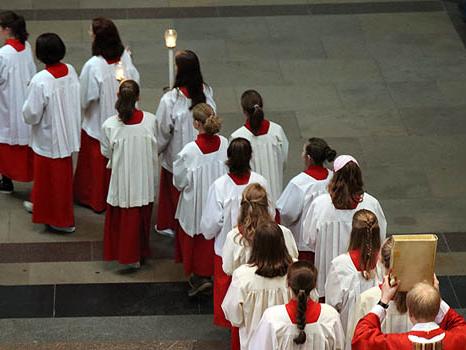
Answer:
73;130;110;213
195;134;220;154
0;143;34;182
45;63;68;78
123;109;143;125
156;167;180;232
298;251;315;264
5;38;25;52
245;118;270;136
228;171;251;185
32;153;74;227
176;225;214;276
304;165;329;180
104;203;153;265
285;299;322;324
213;254;232;328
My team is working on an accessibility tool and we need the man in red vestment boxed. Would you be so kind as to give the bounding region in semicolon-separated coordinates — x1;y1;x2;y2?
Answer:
352;276;466;350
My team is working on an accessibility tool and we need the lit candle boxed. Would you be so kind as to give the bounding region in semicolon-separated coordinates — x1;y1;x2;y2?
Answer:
115;61;125;82
164;29;177;89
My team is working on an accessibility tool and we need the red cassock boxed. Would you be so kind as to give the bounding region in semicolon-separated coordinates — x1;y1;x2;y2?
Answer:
156;167;180;232
352;308;466;350
32;153;74;227
176;225;214;277
73;130;111;213
0;144;34;182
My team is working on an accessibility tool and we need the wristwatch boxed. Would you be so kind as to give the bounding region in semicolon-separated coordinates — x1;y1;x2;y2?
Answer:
377;300;389;309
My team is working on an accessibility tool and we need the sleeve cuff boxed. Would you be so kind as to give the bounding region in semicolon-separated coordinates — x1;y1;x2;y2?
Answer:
370;304;387;322
435;300;450;324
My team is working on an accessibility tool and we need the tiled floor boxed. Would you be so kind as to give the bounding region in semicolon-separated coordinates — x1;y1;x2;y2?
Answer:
0;0;466;347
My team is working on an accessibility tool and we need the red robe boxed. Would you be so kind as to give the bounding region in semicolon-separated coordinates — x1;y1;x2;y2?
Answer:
352;308;466;350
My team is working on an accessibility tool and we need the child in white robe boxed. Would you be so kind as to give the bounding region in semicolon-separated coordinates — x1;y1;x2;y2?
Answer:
173;103;227;296
200;137;270;331
277;137;336;261
222;221;293;350
325;209;383;349
222;183;298;277
250;261;345;350
155;50;216;237
346;236;412;341
302;155;387;298
0;11;36;192
101;80;158;270
22;33;80;233
230;89;288;203
74;17;139;213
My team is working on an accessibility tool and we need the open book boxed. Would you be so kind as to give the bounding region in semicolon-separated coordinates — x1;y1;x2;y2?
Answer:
389;234;438;292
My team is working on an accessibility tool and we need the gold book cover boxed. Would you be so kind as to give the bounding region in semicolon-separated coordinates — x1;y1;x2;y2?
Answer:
389;234;438;292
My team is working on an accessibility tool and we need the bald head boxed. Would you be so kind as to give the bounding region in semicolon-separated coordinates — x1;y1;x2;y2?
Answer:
407;282;440;323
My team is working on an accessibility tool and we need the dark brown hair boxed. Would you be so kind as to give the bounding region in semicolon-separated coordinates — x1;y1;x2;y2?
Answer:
328;161;364;209
91;17;124;61
241;89;264;136
287;261;318;345
174;50;206;110
226;138;252;176
248;222;292;278
35;33;65;65
0;11;28;44
305;138;336;166
192;103;221;135
115;80;139;123
348;209;381;280
381;236;408;313
236;183;273;246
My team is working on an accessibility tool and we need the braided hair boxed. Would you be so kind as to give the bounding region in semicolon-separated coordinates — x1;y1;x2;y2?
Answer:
241;89;264;136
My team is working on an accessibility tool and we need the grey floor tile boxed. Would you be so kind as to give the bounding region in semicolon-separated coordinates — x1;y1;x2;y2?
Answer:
449;276;466;308
437;80;466;106
443;233;466;253
337;82;395;110
388;81;448;108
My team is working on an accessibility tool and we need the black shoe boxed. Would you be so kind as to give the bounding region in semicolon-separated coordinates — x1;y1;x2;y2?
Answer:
0;177;13;194
188;275;213;297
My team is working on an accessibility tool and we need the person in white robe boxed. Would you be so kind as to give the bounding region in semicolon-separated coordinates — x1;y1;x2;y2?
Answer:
277;138;336;260
222;183;298;276
346;236;412;341
250;261;344;350
172;103;227;296
0;11;36;192
74;17;140;213
22;33;80;233
222;221;294;350
155;50;216;238
324;209;383;349
101;80;158;270
230;89;288;203
302;155;387;298
200;137;271;329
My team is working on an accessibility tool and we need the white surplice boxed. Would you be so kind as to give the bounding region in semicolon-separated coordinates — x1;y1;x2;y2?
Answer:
155;86;216;173
200;171;271;256
0;41;36;145
230;121;288;203
100;111;158;208
302;192;387;297
173;136;228;236
80;50;140;143
222;264;290;350
277;171;332;252
22;64;81;158
222;224;299;276
249;303;345;350
324;253;382;349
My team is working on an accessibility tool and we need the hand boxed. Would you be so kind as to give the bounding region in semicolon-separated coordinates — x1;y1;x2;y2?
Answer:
380;274;399;304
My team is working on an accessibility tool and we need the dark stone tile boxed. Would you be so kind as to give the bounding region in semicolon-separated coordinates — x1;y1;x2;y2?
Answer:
55;282;213;317
78;8;128;20
152;234;175;259
193;340;229;350
12;10;35;21
0;285;54;318
0;242;92;263
443;232;466;252
449;276;466;308
157;7;219;19
438;276;461;309
310;1;442;15
217;5;308;17
127;7;168;19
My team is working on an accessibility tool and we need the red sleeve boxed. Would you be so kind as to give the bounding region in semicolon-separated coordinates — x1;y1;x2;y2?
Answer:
439;308;466;331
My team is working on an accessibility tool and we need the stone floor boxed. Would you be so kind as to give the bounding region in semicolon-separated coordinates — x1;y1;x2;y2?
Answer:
0;0;466;348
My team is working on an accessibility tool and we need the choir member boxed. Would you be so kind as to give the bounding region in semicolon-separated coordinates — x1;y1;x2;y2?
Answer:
302;155;387;297
0;11;36;193
325;209;382;347
101;80;158;270
250;261;345;350
200;137;270;330
277;137;336;262
74;17;140;213
155;50;215;237
352;278;466;350
346;236;411;342
172;103;227;295
222;221;293;350
230;89;288;203
22;33;80;233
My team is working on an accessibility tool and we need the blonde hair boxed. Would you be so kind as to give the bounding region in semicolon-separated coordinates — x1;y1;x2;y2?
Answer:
236;183;273;246
407;282;440;322
192;103;221;135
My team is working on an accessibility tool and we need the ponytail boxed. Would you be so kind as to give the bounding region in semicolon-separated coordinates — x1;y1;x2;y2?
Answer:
305;137;337;165
0;11;28;44
294;289;308;345
192;103;221;135
115;80;139;123
241;89;264;136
